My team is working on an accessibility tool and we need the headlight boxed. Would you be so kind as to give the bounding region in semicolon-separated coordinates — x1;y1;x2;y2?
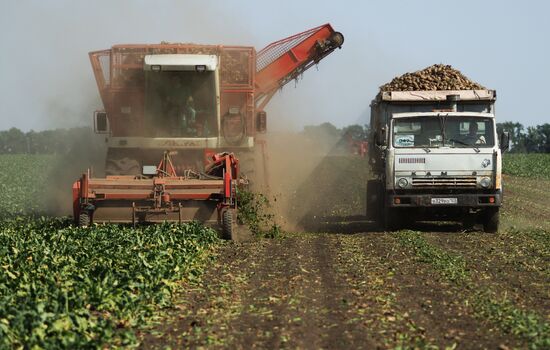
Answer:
479;177;491;188
397;178;409;188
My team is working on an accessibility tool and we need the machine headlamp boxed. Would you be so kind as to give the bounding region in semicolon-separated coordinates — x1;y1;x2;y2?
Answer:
480;177;491;188
397;178;409;188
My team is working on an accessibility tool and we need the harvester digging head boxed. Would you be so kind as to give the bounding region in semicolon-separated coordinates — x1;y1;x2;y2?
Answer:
72;151;240;238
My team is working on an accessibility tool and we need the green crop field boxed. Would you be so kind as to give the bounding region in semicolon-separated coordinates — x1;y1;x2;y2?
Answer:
1;153;549;349
0;155;59;217
0;155;220;348
503;153;550;180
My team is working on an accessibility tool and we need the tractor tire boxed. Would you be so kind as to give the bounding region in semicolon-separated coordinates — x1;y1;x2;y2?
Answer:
105;157;141;176
222;209;236;240
482;207;499;233
78;212;91;228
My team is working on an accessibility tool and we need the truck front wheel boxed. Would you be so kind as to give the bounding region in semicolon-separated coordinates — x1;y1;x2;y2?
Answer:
482;207;499;233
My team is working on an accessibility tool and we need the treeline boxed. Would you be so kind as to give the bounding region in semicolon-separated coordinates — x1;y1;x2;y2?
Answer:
0;127;103;154
497;122;550;153
1;122;548;154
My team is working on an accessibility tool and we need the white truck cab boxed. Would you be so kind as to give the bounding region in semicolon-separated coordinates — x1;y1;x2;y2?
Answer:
368;91;509;232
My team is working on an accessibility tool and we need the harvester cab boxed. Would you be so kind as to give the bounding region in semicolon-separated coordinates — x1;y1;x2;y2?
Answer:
143;54;220;139
76;24;344;238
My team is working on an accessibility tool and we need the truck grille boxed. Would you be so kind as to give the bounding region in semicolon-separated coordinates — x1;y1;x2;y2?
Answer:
412;176;477;188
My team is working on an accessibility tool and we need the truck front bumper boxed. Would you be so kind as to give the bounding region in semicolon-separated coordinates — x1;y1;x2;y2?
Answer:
388;191;502;208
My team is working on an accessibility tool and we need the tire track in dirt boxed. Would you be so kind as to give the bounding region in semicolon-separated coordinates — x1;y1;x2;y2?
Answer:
503;176;550;230
138;241;266;348
397;230;548;348
140;231;530;349
336;233;518;349
224;234;366;349
424;231;550;321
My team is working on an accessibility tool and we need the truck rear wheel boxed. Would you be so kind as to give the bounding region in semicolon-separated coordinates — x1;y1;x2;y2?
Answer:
367;180;383;223
482;207;499;233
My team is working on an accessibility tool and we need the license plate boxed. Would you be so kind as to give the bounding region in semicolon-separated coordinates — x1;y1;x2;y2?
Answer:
431;197;458;205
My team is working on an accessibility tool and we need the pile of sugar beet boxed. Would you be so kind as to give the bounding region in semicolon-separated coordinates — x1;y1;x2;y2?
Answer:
380;64;485;91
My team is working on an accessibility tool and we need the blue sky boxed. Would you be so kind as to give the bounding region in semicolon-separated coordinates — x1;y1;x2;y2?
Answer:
1;0;548;131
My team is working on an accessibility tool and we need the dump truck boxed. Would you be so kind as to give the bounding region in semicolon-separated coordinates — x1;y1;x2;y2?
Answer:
367;84;509;232
73;24;344;238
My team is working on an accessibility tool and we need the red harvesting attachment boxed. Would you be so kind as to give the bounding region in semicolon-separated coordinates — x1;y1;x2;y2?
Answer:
72;152;240;237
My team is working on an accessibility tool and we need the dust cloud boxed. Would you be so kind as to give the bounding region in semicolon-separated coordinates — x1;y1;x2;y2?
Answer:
43;131;106;216
262;128;369;232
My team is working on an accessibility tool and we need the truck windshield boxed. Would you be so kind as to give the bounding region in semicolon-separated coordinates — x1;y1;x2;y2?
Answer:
145;70;217;137
393;116;494;148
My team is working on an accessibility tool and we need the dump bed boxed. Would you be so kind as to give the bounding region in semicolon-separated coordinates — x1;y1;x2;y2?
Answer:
370;89;497;131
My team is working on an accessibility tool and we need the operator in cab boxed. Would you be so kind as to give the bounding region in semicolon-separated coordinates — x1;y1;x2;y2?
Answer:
180;95;197;136
463;122;486;145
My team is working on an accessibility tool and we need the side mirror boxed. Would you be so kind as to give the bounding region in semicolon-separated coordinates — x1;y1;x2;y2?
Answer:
499;131;510;152
94;111;110;134
376;127;387;146
256;111;267;133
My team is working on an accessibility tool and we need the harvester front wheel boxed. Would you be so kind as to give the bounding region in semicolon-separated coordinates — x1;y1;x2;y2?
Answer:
222;209;236;240
78;211;91;228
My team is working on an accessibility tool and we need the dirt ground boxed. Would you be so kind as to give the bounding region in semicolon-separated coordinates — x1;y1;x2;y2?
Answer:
138;161;550;349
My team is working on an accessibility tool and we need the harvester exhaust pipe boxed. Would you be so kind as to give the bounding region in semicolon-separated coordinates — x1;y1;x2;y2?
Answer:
447;94;460;112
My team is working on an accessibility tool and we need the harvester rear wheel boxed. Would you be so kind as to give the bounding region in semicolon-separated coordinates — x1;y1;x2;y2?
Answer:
78;212;91;228
222;209;236;240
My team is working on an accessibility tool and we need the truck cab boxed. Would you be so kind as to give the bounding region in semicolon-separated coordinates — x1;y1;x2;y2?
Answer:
368;90;509;232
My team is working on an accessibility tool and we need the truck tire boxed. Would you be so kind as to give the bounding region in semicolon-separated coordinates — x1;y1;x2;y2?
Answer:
383;206;400;231
482;207;499;233
222;209;236;240
367;180;383;222
462;214;477;231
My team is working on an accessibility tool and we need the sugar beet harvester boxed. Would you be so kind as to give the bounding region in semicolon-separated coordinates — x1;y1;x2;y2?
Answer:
73;24;344;237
